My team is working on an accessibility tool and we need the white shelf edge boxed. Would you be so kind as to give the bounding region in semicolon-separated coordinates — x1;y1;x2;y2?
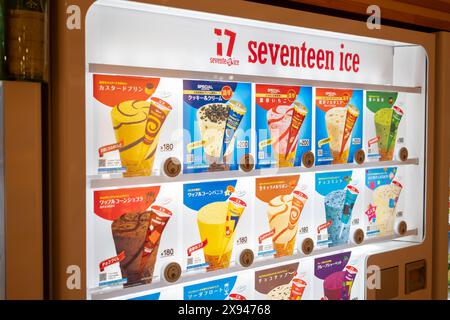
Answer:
89;63;422;94
90;228;419;300
89;158;420;189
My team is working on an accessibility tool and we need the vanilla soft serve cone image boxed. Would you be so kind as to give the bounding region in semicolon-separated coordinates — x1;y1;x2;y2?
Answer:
197;202;232;271
111;100;151;177
372;181;403;235
197;103;229;164
139;97;173;175
325;108;351;164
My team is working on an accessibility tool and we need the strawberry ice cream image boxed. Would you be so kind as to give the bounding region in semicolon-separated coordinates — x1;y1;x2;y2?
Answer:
267;105;297;166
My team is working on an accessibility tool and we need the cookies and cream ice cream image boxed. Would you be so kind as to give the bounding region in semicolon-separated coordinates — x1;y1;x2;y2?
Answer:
184;80;251;173
256;85;312;169
197;103;229;163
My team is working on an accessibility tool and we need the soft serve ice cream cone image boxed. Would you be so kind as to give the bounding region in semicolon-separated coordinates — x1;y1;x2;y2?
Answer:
111;97;173;177
372;180;403;235
197;103;229;165
325;105;359;164
111;100;152;177
197;197;247;271
267;190;308;257
267;102;308;167
374;106;404;161
139;97;173;175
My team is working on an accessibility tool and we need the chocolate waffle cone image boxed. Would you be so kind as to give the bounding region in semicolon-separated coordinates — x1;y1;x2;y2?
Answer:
111;212;151;286
139;206;173;284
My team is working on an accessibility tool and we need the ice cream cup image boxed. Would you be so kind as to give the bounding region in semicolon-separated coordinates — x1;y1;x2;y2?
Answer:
221;100;247;164
289;278;307;300
339;104;359;158
325;107;352;164
140;205;173;283
139;98;173;176
197;103;229;165
374;108;394;161
267;105;296;167
267;192;306;257
323;271;351;300
197;199;245;271
386;106;404;160
372;181;403;236
111;100;151;177
337;185;359;241
342;266;358;300
284;102;308;166
324;190;346;247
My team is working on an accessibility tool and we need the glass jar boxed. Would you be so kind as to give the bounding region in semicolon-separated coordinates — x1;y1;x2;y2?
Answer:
0;0;6;79
6;0;47;81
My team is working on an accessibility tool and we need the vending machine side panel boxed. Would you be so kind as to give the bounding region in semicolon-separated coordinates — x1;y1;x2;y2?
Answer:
3;81;43;299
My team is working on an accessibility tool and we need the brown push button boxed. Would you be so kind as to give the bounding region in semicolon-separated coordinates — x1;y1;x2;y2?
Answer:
302;151;315;168
397;221;407;236
399;147;409;162
405;260;426;294
301;238;314;255
163;157;181;178
164;262;182;283
354;149;366;164
239;154;255;173
239;249;254;268
353;228;365;245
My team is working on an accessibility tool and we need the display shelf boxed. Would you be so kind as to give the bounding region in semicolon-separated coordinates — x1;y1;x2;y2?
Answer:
89;158;420;189
90;63;423;94
89;228;418;300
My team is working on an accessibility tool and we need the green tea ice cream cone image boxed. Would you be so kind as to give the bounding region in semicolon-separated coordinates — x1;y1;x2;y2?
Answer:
374;108;393;161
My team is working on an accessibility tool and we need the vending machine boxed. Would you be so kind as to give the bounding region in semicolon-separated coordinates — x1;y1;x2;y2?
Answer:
49;0;436;300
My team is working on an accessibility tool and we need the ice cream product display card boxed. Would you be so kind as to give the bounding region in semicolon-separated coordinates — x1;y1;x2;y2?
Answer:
255;84;312;169
365;167;405;237
183;179;253;272
255;174;314;258
314;251;365;300
88;184;181;290
183;80;252;173
315;170;364;248
183;272;252;300
89;74;181;177
365;91;406;161
122;286;182;300
315;88;363;165
254;260;313;300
